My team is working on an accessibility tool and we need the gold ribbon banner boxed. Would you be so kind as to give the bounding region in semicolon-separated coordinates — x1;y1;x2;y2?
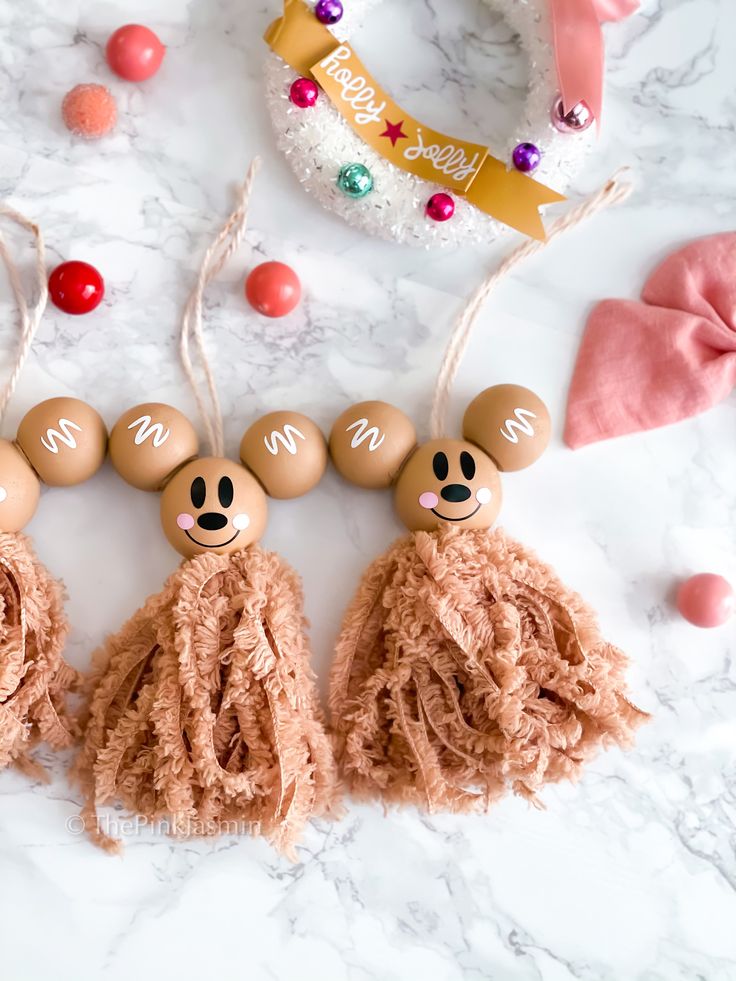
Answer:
264;0;565;240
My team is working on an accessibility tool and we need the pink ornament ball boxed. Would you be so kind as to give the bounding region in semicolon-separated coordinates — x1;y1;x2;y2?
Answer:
676;573;735;628
62;84;117;139
290;77;319;108
426;192;455;222
106;24;165;82
551;97;594;134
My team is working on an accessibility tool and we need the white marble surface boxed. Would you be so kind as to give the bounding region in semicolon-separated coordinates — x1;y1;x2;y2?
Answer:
0;1;735;978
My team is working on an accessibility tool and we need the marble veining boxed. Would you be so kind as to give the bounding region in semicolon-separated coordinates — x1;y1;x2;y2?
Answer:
0;0;734;979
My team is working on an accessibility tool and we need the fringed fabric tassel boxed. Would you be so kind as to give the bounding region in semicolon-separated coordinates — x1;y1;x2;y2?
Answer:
329;526;648;812
76;546;340;857
0;531;79;778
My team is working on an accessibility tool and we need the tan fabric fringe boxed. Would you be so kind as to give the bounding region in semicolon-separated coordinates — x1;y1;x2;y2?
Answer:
0;531;79;778
75;546;340;857
329;526;649;812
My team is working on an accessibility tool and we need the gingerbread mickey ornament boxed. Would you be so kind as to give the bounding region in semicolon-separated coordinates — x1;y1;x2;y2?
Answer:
328;352;647;810
0;207;107;775
76;163;339;856
331;385;551;534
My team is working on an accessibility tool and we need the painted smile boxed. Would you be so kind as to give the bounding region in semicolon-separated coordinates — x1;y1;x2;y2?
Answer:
431;503;482;522
184;529;240;549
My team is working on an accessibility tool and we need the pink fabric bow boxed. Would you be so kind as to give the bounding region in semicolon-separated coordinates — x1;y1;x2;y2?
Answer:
565;233;736;449
550;0;640;124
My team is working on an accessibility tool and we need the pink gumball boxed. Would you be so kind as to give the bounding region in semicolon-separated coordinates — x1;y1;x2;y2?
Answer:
676;573;735;628
106;25;165;82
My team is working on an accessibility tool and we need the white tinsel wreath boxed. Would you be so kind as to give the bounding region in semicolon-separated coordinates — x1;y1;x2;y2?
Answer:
264;0;597;248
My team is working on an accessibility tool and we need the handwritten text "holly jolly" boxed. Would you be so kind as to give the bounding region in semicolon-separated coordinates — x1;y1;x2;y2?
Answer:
318;46;484;185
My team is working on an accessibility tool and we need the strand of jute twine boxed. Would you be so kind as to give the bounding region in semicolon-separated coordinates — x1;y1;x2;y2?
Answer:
0;205;48;426
179;157;262;458
429;170;634;440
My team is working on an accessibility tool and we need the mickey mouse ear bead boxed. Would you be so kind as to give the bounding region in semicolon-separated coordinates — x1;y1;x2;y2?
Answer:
329;401;417;489
240;411;327;498
463;384;551;471
1;397;108;533
108;403;199;491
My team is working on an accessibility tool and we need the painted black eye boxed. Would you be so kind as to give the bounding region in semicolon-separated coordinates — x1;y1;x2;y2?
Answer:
218;475;234;508
432;451;449;481
190;476;206;509
460;451;476;480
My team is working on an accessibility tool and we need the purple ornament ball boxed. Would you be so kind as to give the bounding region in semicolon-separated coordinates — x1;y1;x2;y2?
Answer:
426;192;455;222
551;97;594;133
290;77;319;108
512;142;542;173
315;0;344;25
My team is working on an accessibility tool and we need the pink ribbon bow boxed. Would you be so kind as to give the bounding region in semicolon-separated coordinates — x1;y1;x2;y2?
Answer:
550;0;640;124
565;233;736;448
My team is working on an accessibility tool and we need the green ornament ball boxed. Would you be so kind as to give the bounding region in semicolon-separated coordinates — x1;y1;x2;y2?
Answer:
337;163;373;199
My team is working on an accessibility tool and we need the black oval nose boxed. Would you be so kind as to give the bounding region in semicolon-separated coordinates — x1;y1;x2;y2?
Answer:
441;483;471;503
197;511;228;531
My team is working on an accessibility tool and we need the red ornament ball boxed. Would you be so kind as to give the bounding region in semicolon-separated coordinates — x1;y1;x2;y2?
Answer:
62;84;117;139
48;261;105;315
676;573;734;629
426;192;455;222
245;262;301;318
290;77;319;109
106;24;165;82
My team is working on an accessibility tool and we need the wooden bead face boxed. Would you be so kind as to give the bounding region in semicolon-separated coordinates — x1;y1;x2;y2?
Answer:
16;397;108;487
110;403;199;491
394;439;502;532
463;385;551;472
329;401;417;489
239;411;327;499
160;457;267;559
0;439;41;532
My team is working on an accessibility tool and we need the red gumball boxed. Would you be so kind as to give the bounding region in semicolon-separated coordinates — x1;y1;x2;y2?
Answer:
106;24;165;82
245;262;301;318
48;261;105;315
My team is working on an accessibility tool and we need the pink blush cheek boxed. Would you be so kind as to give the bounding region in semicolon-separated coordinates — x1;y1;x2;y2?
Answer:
176;513;195;530
418;492;439;510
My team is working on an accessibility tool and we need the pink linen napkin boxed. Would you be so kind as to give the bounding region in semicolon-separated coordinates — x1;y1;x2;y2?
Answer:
565;233;736;448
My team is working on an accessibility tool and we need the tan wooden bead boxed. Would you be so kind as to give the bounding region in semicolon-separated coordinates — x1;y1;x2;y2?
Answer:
463;385;551;472
0;439;41;532
109;403;199;491
160;456;268;559
16;397;108;487
239;411;327;499
329;401;417;489
393;439;502;532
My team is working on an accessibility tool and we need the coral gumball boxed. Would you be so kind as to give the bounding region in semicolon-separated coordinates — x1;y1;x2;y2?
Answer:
106;24;165;82
676;574;735;629
62;84;117;139
245;261;301;318
48;261;105;315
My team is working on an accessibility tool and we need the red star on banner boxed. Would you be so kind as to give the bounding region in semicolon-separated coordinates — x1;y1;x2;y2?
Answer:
380;119;408;148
